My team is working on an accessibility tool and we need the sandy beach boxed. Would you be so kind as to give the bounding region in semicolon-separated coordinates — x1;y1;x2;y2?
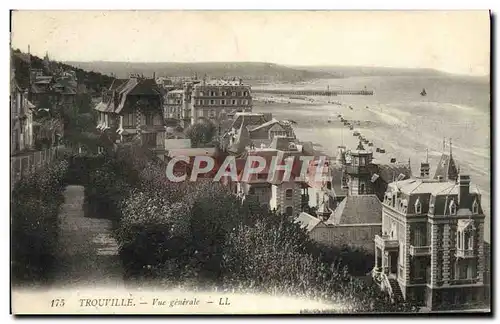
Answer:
252;77;490;242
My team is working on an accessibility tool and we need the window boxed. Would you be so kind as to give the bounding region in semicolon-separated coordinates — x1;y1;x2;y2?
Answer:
472;199;479;214
457;231;462;249
143;133;156;147
209;109;216;118
415;198;422;214
232;91;236;96
210;99;215;105
249;187;255;195
222;91;227;96
390;222;397;239
285;206;293;217
285;189;293;199
450;200;457;215
244;91;248;96
145;113;154;126
360;183;365;194
176;100;181;104
123;113;134;127
232;99;237;105
221;99;225;105
466;231;474;250
199;91;204;96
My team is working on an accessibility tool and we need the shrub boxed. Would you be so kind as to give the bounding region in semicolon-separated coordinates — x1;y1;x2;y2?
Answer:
11;160;69;284
76;145;416;313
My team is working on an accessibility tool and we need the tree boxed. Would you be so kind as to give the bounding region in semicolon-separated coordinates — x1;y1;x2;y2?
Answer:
184;119;217;148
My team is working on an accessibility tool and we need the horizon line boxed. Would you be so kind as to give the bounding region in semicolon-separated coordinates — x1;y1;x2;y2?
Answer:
12;48;490;78
62;60;491;78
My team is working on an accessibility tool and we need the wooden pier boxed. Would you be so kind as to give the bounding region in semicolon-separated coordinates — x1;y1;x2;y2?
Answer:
252;89;374;96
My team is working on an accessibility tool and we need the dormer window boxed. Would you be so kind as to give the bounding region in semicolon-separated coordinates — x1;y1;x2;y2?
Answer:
415;198;422;214
472;199;479;214
449;200;457;215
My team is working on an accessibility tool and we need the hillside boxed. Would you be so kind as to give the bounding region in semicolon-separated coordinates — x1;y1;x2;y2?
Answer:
288;65;448;78
12;49;114;94
64;61;339;82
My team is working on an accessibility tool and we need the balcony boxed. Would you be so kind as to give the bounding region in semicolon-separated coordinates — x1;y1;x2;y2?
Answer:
345;165;370;175
409;245;431;256
375;234;399;250
450;278;479;286
456;248;475;259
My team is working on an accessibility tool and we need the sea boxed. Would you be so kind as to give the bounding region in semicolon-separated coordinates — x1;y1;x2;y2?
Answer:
253;75;491;242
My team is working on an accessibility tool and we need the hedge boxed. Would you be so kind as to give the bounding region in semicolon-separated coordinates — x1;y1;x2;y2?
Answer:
11;160;69;284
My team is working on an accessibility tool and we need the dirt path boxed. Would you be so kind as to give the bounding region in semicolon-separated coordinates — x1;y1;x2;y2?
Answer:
52;185;125;289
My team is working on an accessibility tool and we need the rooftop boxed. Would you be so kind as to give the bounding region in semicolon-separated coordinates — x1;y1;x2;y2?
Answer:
327;194;382;225
295;212;323;232
388;177;481;196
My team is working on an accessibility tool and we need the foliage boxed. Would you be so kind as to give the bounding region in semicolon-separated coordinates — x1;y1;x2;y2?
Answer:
11;160;69;284
75;143;416;313
12;48;114;94
184;119;217;148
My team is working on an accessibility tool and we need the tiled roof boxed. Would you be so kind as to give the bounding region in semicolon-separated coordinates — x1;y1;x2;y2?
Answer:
231;113;268;130
433;153;459;181
109;79;128;91
249;118;280;132
328;194;382;225
269;136;298;151
389;178;481;196
375;163;412;183
295;212;323;232
128;78;161;96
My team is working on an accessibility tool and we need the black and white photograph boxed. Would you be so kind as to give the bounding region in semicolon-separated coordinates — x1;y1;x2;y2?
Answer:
9;9;492;315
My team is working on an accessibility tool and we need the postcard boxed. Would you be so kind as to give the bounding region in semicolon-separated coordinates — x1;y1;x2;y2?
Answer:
10;10;491;315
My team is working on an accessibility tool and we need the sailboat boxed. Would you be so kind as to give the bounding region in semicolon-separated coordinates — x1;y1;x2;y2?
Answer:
420;88;427;96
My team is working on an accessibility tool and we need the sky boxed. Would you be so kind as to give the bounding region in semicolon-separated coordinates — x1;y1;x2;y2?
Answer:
11;10;491;76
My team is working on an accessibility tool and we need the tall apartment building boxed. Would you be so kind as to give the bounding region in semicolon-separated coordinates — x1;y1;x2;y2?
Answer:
190;79;252;128
373;149;488;310
164;89;184;121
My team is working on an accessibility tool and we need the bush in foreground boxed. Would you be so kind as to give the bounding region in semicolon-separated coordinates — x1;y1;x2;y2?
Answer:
11;160;69;284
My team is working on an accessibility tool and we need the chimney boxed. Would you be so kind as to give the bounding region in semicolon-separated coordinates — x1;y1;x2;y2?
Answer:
458;174;470;209
437;175;443;182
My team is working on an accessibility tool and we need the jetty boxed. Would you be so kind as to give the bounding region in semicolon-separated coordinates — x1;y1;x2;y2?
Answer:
252;89;374;96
